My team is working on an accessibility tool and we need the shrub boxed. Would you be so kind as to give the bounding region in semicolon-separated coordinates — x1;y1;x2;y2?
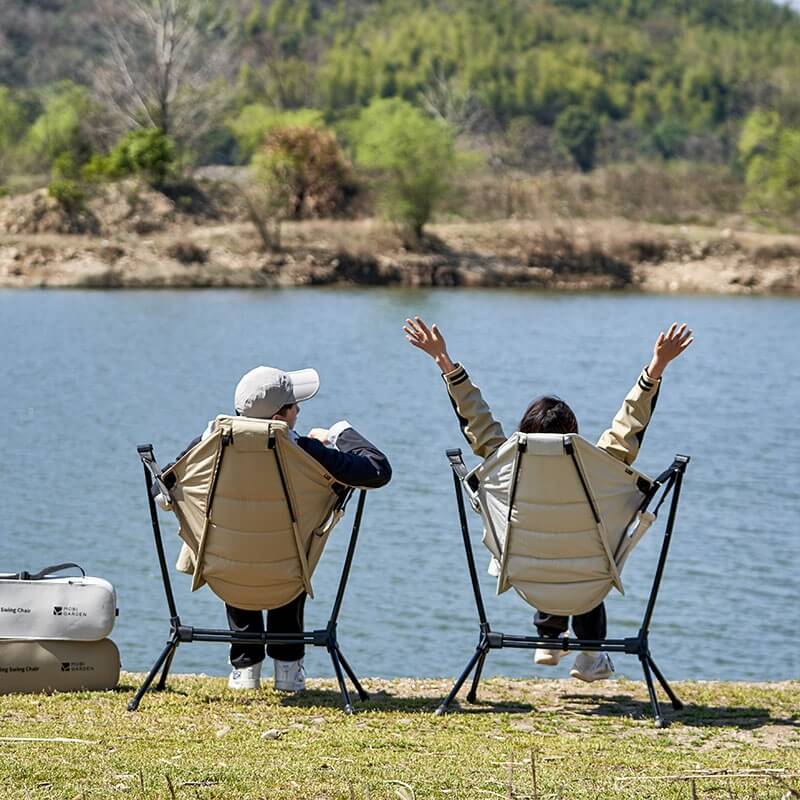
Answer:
47;178;86;214
253;125;354;220
83;129;177;188
350;98;455;238
166;240;209;264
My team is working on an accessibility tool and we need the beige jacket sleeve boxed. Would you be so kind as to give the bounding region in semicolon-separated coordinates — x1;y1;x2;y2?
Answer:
442;363;508;460
595;367;661;465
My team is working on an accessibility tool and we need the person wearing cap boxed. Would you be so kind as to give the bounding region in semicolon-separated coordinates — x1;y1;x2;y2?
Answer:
161;365;391;693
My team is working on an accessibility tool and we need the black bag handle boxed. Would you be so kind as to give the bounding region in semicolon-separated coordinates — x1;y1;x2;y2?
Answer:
8;563;86;581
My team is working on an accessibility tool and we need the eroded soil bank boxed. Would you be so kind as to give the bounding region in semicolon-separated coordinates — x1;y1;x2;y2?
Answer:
2;217;799;294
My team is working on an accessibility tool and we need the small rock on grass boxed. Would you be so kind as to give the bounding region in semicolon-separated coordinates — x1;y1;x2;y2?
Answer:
260;729;284;740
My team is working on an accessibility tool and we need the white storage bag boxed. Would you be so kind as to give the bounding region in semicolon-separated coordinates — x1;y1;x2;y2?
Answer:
0;563;118;641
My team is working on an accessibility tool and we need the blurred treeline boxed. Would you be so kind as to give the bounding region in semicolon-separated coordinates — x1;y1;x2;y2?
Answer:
1;0;799;232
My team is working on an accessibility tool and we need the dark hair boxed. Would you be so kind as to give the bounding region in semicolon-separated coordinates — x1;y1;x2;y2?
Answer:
275;402;297;417
518;395;578;434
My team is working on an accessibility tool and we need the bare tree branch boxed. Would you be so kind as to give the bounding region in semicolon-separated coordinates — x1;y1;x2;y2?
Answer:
93;0;234;148
419;68;487;136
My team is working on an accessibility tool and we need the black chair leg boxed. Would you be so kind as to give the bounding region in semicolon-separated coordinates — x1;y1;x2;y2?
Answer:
436;641;489;716
128;637;179;711
156;646;177;691
466;650;488;704
648;655;683;710
639;654;667;728
335;647;370;701
329;646;355;714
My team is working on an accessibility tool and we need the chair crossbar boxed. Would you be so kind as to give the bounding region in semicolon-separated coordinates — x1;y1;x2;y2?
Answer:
436;447;690;728
128;445;370;714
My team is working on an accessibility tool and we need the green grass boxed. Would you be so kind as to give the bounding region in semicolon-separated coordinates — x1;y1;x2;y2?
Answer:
0;675;797;799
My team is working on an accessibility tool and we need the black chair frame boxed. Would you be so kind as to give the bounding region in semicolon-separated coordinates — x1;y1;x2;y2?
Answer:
128;443;370;714
437;446;690;728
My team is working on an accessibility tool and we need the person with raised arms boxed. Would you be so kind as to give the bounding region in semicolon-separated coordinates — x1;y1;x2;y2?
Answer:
403;317;692;682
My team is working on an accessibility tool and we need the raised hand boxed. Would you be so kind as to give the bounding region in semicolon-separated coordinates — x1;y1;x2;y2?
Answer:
403;316;456;373
648;322;693;380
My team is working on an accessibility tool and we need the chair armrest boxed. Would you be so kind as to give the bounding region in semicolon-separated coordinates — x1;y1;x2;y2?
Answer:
137;444;172;501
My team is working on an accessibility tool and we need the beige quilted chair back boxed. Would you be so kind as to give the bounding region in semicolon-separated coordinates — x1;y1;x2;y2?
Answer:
467;433;655;616
166;416;343;610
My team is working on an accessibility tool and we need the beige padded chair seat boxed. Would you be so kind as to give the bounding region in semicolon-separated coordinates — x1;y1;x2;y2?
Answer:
166;416;345;611
465;433;655;616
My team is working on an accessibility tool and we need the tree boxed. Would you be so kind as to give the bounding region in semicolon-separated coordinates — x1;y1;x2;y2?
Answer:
93;0;233;151
25;82;97;175
244;124;353;250
0;87;27;184
738;109;800;216
254;125;353;219
351;98;455;239
554;106;601;172
419;68;487;136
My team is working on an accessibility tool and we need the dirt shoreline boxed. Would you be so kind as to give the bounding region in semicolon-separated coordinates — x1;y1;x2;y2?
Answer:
2;217;799;294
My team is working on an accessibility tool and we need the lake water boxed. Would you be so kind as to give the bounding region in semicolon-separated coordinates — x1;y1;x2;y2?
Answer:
1;288;798;684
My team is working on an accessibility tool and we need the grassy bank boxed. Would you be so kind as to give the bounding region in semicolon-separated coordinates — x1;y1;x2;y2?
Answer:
0;675;797;799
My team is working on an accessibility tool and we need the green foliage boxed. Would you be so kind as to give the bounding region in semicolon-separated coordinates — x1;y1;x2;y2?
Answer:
555;106;601;172
739;110;800;216
47;178;86;214
83;129;177;188
228;105;324;162
4;0;800;188
0;86;28;180
351;98;455;237
0;87;27;154
651;117;690;160
26;82;94;171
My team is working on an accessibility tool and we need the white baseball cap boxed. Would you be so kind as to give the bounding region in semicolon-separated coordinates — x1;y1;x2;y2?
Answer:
234;366;320;418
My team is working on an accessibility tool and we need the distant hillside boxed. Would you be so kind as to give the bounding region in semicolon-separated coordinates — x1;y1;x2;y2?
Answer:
2;0;799;173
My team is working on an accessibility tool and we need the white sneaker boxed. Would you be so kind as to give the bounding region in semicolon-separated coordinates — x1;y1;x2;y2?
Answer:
273;658;305;692
534;636;566;666
228;661;262;690
570;652;615;683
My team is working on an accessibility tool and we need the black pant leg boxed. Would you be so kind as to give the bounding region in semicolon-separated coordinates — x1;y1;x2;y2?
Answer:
571;602;607;640
226;604;266;668
266;592;307;662
534;610;569;638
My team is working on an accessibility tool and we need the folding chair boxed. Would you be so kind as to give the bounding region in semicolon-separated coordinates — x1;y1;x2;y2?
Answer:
129;415;370;713
437;432;690;727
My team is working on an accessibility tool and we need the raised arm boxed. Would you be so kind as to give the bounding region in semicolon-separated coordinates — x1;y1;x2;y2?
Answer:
597;322;693;465
403;316;507;460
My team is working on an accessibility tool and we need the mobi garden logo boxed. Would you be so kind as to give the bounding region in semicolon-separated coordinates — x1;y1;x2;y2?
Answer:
53;605;87;617
60;661;93;672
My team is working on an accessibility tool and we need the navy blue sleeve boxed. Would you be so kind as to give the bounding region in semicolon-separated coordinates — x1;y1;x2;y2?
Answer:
296;428;391;489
